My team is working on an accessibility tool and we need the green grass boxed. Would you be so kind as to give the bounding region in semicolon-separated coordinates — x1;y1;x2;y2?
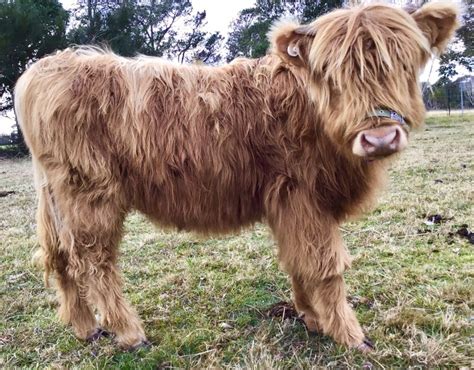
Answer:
425;112;474;126
1;114;473;368
0;144;27;158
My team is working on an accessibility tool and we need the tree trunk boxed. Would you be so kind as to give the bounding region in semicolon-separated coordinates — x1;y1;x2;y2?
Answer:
11;92;28;155
88;0;92;27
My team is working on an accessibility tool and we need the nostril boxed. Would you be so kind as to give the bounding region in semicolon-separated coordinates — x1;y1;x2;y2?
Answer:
363;129;398;148
354;127;406;158
391;129;400;145
360;134;378;154
383;130;397;146
362;133;380;147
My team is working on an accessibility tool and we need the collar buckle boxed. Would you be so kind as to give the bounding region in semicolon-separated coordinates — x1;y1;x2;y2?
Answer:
367;108;408;127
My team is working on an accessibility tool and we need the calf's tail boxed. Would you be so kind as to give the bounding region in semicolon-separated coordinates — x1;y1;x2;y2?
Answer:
14;66;60;286
32;161;61;287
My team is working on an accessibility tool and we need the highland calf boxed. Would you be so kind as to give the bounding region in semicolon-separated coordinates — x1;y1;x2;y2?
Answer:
15;2;458;351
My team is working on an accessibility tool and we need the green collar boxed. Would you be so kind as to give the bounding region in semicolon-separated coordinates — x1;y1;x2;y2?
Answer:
367;108;408;127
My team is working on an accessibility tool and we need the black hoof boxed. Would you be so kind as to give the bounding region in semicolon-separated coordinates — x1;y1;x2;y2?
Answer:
354;337;375;352
86;328;110;342
363;337;375;349
127;339;151;352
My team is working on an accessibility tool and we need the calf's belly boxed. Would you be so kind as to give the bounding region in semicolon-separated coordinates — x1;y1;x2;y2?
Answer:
130;181;264;234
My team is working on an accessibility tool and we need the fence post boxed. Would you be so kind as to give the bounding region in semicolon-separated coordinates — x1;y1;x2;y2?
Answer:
446;85;451;116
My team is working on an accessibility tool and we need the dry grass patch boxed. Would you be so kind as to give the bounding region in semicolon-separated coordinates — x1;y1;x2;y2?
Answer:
1;114;472;368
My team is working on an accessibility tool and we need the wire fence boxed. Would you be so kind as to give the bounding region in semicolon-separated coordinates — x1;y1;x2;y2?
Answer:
423;78;474;115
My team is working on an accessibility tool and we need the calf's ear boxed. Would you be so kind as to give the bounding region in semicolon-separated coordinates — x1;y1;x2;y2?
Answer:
411;1;460;54
268;21;315;67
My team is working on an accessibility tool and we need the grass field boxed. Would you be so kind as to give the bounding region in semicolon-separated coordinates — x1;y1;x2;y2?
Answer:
1;115;473;368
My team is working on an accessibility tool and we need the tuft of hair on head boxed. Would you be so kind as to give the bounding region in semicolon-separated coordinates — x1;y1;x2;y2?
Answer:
410;1;460;55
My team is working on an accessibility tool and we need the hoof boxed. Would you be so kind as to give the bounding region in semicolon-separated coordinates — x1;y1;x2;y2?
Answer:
301;314;321;333
126;339;151;352
355;337;375;353
86;328;110;342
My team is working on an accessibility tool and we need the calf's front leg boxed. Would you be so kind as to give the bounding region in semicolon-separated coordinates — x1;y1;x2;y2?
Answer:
269;199;372;351
292;273;373;351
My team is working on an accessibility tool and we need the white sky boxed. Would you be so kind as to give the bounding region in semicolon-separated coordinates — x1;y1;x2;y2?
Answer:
0;111;15;135
192;0;255;32
60;0;255;33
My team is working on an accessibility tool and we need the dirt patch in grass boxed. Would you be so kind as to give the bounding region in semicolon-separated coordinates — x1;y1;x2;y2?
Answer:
1;115;473;368
455;225;474;244
266;301;301;321
0;190;16;198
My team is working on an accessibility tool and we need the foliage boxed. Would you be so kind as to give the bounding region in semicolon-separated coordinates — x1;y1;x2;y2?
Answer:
0;0;68;153
438;1;473;82
226;0;344;62
68;0;223;62
0;0;69;112
175;11;224;64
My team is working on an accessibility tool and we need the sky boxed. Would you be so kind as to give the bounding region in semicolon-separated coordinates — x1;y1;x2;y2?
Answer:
61;0;255;33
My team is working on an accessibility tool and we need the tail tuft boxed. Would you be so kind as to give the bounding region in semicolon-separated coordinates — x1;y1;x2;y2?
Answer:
34;160;61;287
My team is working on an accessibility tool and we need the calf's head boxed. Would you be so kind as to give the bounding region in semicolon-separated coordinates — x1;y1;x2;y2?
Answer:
270;2;458;159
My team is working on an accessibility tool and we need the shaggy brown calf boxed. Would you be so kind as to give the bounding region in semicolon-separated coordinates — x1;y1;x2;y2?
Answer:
15;2;458;351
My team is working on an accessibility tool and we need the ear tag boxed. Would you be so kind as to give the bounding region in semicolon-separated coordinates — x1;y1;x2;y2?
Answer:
287;44;299;57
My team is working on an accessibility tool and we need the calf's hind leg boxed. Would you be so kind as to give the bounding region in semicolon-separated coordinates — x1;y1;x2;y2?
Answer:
36;184;99;340
55;189;147;349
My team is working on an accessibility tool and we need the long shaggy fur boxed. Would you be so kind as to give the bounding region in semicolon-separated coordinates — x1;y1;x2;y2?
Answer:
14;2;458;349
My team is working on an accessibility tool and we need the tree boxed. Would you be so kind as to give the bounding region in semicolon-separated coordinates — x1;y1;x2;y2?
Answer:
175;11;223;64
68;1;140;56
68;0;223;63
193;31;224;65
0;0;69;111
0;0;68;151
226;0;344;62
438;0;473;82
